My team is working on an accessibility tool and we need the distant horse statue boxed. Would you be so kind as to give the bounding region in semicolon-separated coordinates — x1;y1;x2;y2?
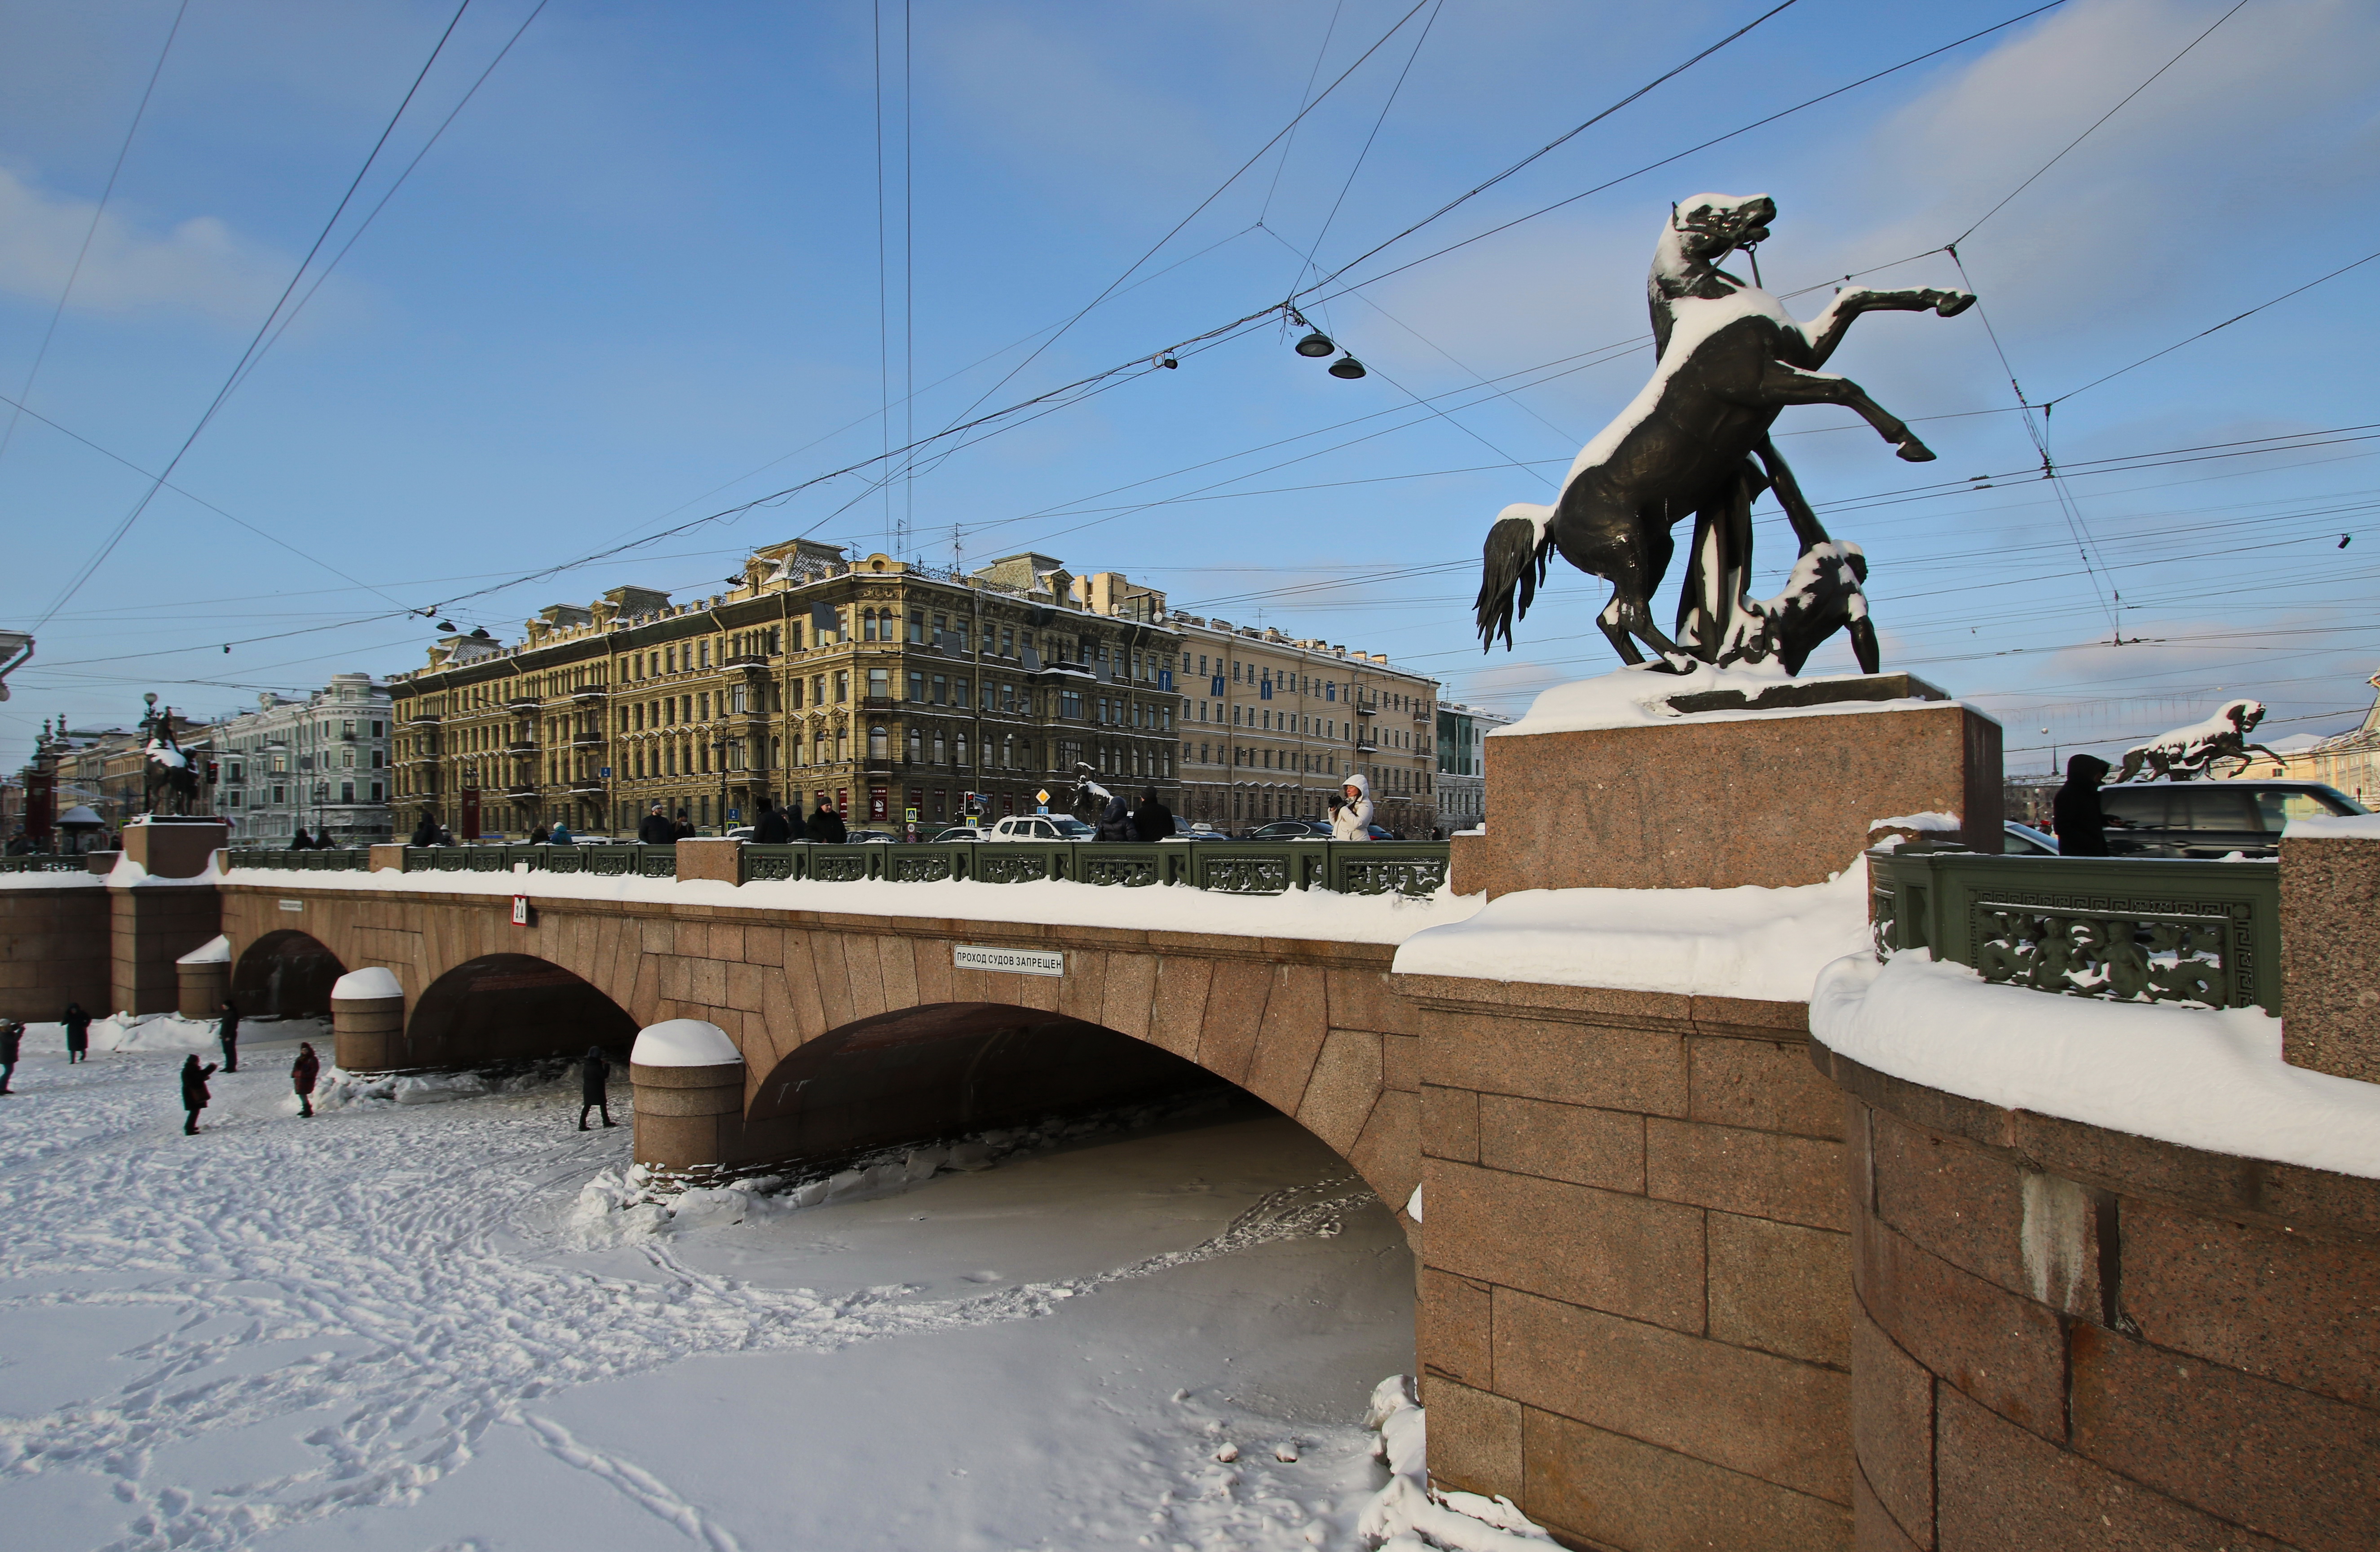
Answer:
1475;192;1973;670
2113;700;2284;783
146;738;202;816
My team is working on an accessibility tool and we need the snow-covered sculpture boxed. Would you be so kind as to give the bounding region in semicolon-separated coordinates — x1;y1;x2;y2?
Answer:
1475;192;1972;671
2112;699;2283;783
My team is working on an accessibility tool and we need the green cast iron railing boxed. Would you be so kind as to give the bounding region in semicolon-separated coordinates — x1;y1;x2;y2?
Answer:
1868;846;2281;1014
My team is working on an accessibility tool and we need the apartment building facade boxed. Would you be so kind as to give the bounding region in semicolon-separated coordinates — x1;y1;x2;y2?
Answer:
1170;617;1440;836
210;674;394;846
386;544;1187;838
1434;700;1513;831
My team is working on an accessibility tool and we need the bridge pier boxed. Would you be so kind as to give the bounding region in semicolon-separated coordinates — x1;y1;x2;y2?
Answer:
330;968;405;1071
175;935;230;1017
629;1019;749;1179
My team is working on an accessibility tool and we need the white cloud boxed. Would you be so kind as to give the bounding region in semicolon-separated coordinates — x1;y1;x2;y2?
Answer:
0;163;289;322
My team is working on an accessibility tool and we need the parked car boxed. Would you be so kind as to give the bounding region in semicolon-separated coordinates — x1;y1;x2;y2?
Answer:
1161;822;1231;843
844;828;900;844
2002;821;2059;855
924;823;986;843
983;814;1096;842
725;826;755;842
2100;779;2369;858
1246;819;1332;841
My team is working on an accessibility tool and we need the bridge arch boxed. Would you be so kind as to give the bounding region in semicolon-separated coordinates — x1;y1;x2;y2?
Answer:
405;953;636;1070
742;1002;1226;1166
231;929;346;1018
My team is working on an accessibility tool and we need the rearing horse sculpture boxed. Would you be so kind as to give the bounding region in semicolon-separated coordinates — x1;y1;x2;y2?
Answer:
1475;192;1973;670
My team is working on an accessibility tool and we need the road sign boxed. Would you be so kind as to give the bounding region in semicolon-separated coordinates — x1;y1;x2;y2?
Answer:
599;766;611;778
1034;789;1050;804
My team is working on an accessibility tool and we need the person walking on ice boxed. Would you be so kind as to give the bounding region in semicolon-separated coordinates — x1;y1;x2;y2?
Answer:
181;1053;218;1135
217;997;241;1073
0;1017;22;1095
291;1041;321;1118
61;1001;91;1063
579;1046;616;1130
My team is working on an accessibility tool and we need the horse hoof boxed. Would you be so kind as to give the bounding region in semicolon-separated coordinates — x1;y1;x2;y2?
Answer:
1896;438;1937;463
1935;291;1975;317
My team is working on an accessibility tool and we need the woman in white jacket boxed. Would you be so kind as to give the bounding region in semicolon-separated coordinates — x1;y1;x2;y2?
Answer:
1331;772;1376;840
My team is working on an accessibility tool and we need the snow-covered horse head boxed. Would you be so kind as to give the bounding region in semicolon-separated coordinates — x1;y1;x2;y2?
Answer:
1475;192;1972;670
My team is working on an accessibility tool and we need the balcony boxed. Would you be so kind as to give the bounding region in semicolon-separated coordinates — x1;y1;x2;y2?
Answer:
567;781;607;796
506;695;540;711
570;688;606;703
1355;738;1379;753
860;694;897;711
508;738;537;752
506;783;539;798
572;731;605;747
723;653;769;669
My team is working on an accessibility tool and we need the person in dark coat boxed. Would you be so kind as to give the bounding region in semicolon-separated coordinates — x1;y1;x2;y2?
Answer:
807;801;847;844
217;997;241;1073
579;1046;615;1129
2052;753;2113;857
1131;788;1175;842
291;827;315;851
530;823;550;845
62;1002;92;1063
291;1041;321;1118
637;801;676;845
410;812;440;847
754;796;794;844
1094;791;1131;842
0;1018;22;1095
672;809;695;840
181;1053;218;1135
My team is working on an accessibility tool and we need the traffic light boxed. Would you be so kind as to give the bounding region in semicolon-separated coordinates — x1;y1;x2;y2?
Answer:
205;761;219;783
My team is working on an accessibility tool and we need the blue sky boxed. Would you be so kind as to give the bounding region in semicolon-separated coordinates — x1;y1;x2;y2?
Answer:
3;0;2376;778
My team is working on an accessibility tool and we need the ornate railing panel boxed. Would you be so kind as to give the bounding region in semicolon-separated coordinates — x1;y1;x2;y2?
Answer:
0;854;96;873
1077;845;1162;888
972;848;1054;884
583;846;640;876
1868;848;2279;1014
1192;845;1298;896
1330;844;1451;898
886;849;958;884
741;845;801;882
807;849;875;883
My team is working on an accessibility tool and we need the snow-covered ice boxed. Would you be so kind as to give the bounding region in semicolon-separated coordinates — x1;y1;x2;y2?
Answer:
1812;951;2380;1179
0;1039;1462;1550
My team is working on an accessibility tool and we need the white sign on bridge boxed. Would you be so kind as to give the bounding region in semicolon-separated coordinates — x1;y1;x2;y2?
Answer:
954;943;1064;978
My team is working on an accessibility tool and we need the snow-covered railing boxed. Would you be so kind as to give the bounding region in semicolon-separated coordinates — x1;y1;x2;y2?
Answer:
390;844;680;879
0;853;93;873
740;839;1450;896
1868;847;2280;1013
223;849;372;872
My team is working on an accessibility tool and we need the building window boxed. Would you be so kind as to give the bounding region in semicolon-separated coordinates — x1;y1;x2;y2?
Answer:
954;732;968;768
908;727;923;763
909;672;924;703
869;725;888;759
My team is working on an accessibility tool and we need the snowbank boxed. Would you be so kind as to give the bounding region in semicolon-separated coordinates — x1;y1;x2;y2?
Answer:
2285;811;2380;840
0;868;105;889
1811;953;2380;1179
219;866;1485;946
631;1019;740;1067
177;934;231;965
1493;661;1951;738
1357;1376;1553;1551
86;1012;224;1053
332;966;403;1000
105;851;225;888
1393;862;1867;1001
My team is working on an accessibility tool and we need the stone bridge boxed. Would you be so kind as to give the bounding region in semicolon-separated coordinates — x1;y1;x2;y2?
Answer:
200;865;1856;1548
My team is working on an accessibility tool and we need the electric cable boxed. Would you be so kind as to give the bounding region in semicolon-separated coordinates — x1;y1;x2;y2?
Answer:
0;0;190;469
27;0;478;633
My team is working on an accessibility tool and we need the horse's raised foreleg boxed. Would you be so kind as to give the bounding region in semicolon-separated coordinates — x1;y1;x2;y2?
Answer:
1800;286;1974;366
1753;362;1937;462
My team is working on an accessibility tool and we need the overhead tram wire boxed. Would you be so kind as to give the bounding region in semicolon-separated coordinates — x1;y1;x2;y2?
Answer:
1257;0;1351;230
0;0;190;469
28;0;478;633
1283;0;1446;296
226;0;552;398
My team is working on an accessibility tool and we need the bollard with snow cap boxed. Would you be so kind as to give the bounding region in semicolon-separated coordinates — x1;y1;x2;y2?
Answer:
630;1019;748;1181
330;966;405;1073
175;934;231;1018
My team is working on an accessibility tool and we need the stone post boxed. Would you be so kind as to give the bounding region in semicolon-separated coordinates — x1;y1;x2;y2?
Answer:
673;837;742;885
630;1018;748;1179
331;967;406;1072
176;934;230;1018
369;843;408;872
2279;822;2380;1082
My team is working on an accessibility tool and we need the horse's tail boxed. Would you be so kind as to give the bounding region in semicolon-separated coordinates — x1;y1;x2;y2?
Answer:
1476;504;1553;651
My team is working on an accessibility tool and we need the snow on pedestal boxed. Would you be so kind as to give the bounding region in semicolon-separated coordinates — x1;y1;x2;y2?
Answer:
331;967;403;1001
631;1018;742;1067
176;934;231;965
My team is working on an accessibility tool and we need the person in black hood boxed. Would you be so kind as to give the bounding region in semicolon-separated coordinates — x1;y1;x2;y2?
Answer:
753;796;794;844
181;1053;218;1135
807;801;847;844
579;1046;616;1130
2052;753;2113;857
62;1001;92;1063
1131;788;1174;841
637;801;676;845
410;811;441;848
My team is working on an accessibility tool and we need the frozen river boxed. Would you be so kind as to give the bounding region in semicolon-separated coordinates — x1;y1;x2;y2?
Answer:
0;1030;1416;1552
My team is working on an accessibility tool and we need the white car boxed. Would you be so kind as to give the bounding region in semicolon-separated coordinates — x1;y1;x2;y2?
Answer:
983;814;1096;842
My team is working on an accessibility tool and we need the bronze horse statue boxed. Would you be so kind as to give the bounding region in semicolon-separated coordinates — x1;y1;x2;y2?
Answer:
1475;192;1973;671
